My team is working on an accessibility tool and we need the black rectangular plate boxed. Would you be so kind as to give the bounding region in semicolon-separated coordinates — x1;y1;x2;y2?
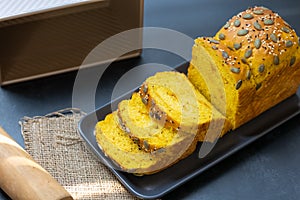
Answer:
78;62;300;199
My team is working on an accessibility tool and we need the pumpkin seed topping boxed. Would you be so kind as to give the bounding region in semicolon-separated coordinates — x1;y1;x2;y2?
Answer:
143;85;148;93
234;43;242;50
154;113;161;120
155;148;166;153
246;70;251;80
237;29;249;36
230;67;240;74
236;80;243;90
253;21;262;30
253;10;264;15
256;83;262;90
143;140;150;151
260;6;270;10
281;26;290;33
209;39;220;44
234;19;241;27
290;56;296;66
273;55;279;65
244;49;253;58
142;97;148;105
270;33;277;43
219;33;226;40
243;13;254;19
222;51;229;59
241;58;248;64
258;64;265;73
212;45;218;50
224;22;230;29
227;46;234;51
285;40;293;48
264;19;274;25
254;38;261;49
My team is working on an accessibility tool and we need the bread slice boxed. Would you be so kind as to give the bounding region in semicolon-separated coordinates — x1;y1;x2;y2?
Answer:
188;6;300;129
117;92;181;152
95;112;198;175
139;71;232;142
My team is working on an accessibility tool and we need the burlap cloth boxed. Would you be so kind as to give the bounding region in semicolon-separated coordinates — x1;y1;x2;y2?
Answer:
20;108;139;200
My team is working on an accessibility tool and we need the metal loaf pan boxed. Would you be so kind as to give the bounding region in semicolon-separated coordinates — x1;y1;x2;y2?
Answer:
0;0;144;85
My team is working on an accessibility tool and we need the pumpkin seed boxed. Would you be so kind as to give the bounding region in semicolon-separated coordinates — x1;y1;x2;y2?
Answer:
273;55;279;65
243;13;254;19
254;38;261;49
143;85;148;93
236;80;243;90
219;33;226;40
290;56;296;66
264;19;274;25
285;40;293;48
256;83;262;90
227;46;234;51
281;26;290;33
253;21;262;30
156;148;166;153
222;51;229;59
253;10;264;15
234;43;242;50
260;6;270;10
154;113;161;120
224;22;230;29
270;33;277;43
209;39;220;44
241;58;248;64
237;29;249;36
258;64;265;73
244;49;253;58
230;67;240;74
142;97;148;105
234;19;241;27
143;140;150;151
246;70;251;80
212;45;218;50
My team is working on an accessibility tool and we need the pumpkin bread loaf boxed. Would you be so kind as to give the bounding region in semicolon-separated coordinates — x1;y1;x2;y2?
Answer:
95;112;198;175
95;6;300;175
139;71;232;142
188;6;300;129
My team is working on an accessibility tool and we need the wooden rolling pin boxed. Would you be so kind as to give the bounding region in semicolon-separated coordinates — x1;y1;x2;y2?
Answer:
0;126;73;200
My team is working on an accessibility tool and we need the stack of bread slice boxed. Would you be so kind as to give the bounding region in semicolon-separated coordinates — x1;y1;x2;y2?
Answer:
95;71;231;175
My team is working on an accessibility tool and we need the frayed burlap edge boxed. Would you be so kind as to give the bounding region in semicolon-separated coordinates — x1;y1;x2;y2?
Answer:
20;108;139;200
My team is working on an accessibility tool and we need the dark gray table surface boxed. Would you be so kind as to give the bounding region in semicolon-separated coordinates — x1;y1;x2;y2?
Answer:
1;0;300;199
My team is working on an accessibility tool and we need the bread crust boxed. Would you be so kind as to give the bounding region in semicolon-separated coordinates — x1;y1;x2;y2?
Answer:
188;6;300;129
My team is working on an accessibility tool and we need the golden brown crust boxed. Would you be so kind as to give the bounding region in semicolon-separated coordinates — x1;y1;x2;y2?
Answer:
216;6;299;86
189;6;300;129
